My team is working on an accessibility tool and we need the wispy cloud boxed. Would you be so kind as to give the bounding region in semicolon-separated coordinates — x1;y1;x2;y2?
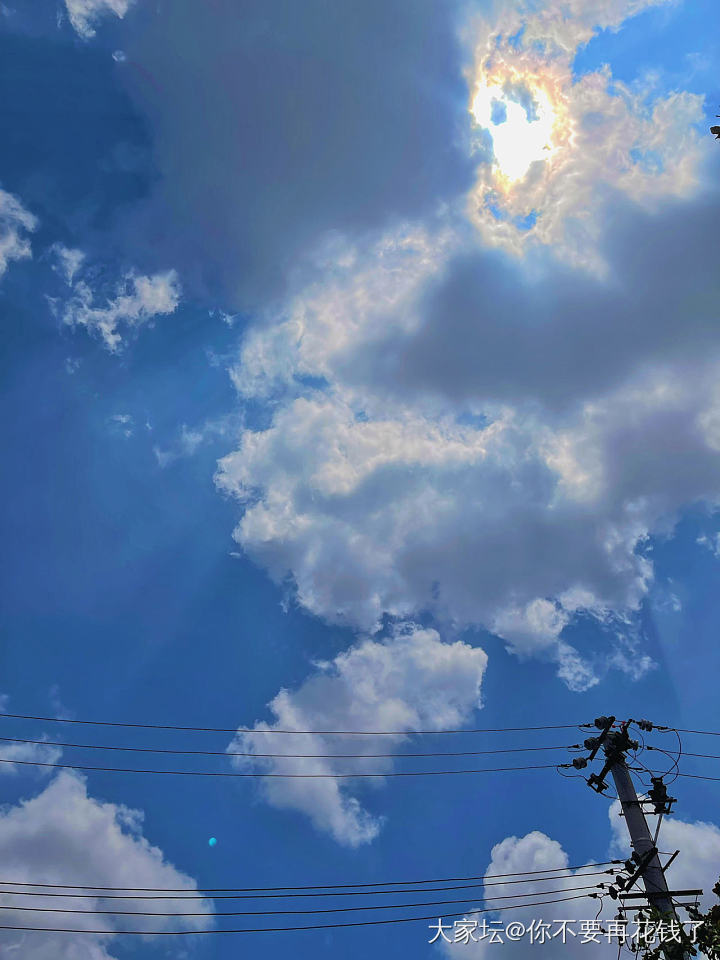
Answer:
55;253;181;351
64;0;133;40
0;186;37;280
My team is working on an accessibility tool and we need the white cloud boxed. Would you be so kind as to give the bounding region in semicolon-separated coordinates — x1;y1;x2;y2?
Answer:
463;0;703;273
219;365;720;687
61;267;181;351
500;0;671;55
696;531;720;558
210;0;720;840
64;0;132;39
51;244;85;286
216;0;718;682
609;800;720;912
0;187;37;280
108;413;134;438
230;224;454;401
154;415;240;468
0;771;212;957
442;831;617;958
228;624;487;846
0;695;63;777
444;806;720;957
0;739;63;776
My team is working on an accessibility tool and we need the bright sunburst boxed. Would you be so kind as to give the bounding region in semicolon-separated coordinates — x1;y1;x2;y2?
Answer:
471;81;558;184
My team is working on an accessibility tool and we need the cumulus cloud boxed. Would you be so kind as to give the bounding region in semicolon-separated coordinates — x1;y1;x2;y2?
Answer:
0;186;37;280
171;0;718;835
0;738;63;776
461;1;704;272
0;695;63;777
59;261;180;351
440;830;617;958
514;0;669;53
64;0;133;39
0;771;212;957
227;624;487;846
609;800;720;913
220;359;719;686
218;41;719;689
444;808;720;957
116;0;475;307
467;74;702;274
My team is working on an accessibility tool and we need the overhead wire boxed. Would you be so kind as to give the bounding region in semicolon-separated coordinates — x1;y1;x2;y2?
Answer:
636;728;682;785
628;732;658;789
668;728;682;784
2;712;714;939
0;891;597;935
0;883;603;918
676;772;720;781
0;734;578;761
0;860;620;893
660;727;720;737
0;869;616;901
647;749;720;761
0;757;561;778
0;713;583;735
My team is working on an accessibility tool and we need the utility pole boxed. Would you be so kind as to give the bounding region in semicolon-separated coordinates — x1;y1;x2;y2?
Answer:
566;717;701;960
606;736;676;916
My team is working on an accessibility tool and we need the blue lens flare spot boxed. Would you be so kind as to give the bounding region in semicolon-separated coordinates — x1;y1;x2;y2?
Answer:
208;837;217;847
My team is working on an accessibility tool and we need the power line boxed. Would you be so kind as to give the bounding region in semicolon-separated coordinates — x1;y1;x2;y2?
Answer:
0;883;602;917
676;772;720;781
0;870;613;901
647;747;720;760
0;758;559;778
0;860;625;893
655;727;720;738
0;891;595;935
0;735;576;760
0;713;582;736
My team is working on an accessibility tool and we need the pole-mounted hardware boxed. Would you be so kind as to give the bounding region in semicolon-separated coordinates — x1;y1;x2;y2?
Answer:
561;715;697;959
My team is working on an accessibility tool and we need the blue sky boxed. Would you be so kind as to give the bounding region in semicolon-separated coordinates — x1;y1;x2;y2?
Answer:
1;1;720;958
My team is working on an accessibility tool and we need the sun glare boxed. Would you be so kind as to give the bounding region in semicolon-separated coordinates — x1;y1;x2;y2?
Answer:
471;82;558;184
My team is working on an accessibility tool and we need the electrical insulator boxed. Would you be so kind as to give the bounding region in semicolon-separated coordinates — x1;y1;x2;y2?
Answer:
637;719;653;731
588;772;608;792
648;777;674;814
584;737;599;750
572;757;588;769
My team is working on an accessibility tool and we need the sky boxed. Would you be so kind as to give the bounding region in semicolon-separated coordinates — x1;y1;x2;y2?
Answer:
1;0;720;957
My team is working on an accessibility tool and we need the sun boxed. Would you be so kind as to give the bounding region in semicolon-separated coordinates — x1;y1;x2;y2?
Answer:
471;80;558;185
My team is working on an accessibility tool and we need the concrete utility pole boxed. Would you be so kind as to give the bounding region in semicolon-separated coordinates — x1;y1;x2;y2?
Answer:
570;717;696;960
605;734;675;917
